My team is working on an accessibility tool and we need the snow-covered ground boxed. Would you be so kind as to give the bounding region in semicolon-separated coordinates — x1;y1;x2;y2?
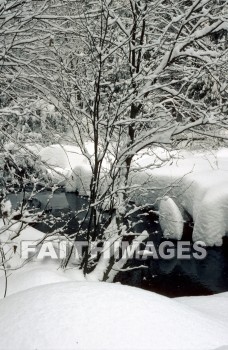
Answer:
0;277;228;350
0;222;228;349
177;293;228;325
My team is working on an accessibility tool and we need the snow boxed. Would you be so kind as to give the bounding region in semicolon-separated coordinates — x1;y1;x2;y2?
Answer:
4;142;43;155
0;219;45;242
0;262;69;297
0;260;85;298
34;144;228;245
0;219;45;271
39;144;92;194
176;292;228;325
132;148;228;246
38;143;111;195
0;218;227;350
1;199;12;217
159;196;184;240
39;144;81;169
65;162;92;194
0;281;228;350
0;219;85;295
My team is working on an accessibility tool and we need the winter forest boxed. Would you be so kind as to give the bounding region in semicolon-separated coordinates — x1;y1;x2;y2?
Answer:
0;1;228;349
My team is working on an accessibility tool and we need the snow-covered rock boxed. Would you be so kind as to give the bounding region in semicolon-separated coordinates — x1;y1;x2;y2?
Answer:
39;144;80;169
132;148;228;246
0;281;228;350
39;144;92;194
159;196;184;240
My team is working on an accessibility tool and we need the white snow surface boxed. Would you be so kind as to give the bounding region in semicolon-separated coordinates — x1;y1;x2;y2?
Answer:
0;281;228;350
39;144;92;194
159;196;184;240
39;145;228;245
0;218;227;350
176;292;228;325
132;147;228;246
0;260;85;297
39;144;88;169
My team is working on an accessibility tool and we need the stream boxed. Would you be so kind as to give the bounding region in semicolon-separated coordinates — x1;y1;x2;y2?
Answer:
5;187;228;298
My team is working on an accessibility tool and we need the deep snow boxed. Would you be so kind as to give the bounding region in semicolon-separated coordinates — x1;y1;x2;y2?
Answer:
132;148;228;246
177;292;228;324
0;281;228;350
38;145;228;246
39;144;92;194
0;221;228;350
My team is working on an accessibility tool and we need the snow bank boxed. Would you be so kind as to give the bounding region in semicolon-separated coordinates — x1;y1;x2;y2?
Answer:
37;144;228;245
0;219;44;240
132;148;228;246
0;260;85;298
0;219;85;296
39;144;81;169
0;281;228;350
176;292;228;324
39;144;92;194
0;219;45;272
39;143;111;195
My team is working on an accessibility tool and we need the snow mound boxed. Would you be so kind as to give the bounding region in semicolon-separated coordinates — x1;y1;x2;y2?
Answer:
177;170;228;246
0;219;45;243
39;144;92;194
0;260;86;298
159;196;184;240
192;183;228;246
0;220;45;272
39;144;82;169
0;264;69;298
65;163;92;194
0;282;228;350
176;292;228;325
133;148;228;246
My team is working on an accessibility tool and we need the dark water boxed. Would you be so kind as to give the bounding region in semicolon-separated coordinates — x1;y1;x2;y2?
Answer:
6;188;228;298
7;188;89;235
115;212;228;297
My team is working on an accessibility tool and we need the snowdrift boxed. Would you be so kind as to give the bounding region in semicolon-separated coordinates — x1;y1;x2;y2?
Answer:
39;144;92;194
132;148;228;246
176;292;228;324
0;281;228;350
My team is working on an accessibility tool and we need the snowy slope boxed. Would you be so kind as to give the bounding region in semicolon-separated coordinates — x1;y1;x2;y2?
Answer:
0;281;228;350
